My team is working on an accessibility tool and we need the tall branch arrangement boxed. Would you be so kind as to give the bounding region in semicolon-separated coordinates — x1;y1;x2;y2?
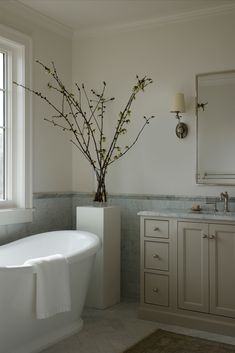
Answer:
14;61;155;202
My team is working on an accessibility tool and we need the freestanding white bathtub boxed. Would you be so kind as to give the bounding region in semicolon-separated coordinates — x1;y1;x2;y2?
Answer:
0;230;101;353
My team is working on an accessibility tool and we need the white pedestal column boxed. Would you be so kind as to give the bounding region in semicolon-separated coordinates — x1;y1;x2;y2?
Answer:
76;205;120;309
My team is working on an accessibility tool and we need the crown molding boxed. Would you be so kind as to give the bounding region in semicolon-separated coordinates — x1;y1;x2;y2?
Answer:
0;0;73;39
73;3;235;40
1;1;234;41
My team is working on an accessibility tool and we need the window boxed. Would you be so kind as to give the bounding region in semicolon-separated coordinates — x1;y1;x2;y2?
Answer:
0;52;6;200
0;25;32;225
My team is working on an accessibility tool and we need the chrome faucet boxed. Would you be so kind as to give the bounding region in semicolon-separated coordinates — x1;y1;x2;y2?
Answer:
220;191;229;212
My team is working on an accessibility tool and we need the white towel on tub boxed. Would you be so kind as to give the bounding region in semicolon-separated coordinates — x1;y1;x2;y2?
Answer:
24;254;71;319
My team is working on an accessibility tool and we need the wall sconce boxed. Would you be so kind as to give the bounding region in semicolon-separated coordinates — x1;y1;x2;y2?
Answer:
197;102;208;111
170;93;188;139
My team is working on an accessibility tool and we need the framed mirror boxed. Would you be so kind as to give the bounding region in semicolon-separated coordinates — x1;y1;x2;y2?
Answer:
196;70;235;185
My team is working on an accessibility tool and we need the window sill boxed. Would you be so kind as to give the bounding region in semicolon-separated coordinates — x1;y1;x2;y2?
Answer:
0;208;33;225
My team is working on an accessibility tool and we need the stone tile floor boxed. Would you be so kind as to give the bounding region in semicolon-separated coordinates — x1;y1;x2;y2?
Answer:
41;302;235;353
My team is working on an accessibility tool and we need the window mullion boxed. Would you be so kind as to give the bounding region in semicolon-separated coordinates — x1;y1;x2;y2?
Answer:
3;52;6;201
5;51;12;204
0;52;5;201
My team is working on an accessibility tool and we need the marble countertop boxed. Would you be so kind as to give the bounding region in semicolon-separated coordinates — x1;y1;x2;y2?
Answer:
137;209;235;222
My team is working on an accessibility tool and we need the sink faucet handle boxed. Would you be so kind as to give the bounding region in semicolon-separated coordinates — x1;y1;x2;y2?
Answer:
220;191;229;199
220;191;229;212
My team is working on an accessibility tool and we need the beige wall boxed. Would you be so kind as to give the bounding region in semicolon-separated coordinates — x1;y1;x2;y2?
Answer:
1;4;235;197
72;11;235;197
0;3;73;193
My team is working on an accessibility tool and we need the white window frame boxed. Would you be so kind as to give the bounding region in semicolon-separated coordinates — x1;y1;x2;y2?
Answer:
0;25;33;225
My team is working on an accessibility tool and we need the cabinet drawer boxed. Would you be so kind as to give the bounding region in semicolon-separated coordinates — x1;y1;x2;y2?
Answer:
144;273;169;306
144;219;169;238
144;241;169;271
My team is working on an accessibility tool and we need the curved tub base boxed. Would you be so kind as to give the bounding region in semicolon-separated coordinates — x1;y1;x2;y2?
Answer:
13;319;83;353
0;230;101;353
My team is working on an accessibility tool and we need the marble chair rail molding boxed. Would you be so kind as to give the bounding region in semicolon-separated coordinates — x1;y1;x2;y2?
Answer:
2;191;235;302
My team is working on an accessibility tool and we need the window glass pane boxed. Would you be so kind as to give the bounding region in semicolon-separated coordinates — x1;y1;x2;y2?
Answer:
0;91;4;127
0;53;3;89
0;128;4;200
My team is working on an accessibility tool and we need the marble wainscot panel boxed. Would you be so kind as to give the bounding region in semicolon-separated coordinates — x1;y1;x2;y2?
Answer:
0;193;73;246
72;193;235;300
1;192;235;301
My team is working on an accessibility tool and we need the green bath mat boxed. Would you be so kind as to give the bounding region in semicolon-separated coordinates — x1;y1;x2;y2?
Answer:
123;329;235;353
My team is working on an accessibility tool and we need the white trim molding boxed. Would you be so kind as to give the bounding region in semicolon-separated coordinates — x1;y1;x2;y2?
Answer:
0;0;73;40
0;208;33;226
0;24;33;224
73;3;235;39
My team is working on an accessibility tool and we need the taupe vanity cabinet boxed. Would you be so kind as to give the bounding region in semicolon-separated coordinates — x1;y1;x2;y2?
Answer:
139;212;235;336
178;222;235;318
209;223;235;318
178;222;209;313
141;219;170;307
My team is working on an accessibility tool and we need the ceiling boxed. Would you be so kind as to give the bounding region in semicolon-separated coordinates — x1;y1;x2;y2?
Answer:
18;0;235;33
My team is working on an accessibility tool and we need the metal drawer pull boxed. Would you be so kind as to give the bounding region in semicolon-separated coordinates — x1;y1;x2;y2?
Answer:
208;234;216;239
153;254;160;259
203;234;208;239
152;288;159;293
154;227;159;231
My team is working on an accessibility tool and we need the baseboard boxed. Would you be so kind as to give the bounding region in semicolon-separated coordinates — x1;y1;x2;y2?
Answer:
12;319;83;353
139;307;235;337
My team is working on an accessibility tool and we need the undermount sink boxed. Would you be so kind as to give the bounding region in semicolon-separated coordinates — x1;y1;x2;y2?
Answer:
189;209;235;217
138;209;235;222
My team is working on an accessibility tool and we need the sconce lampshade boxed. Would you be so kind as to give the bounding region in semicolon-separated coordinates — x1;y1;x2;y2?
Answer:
171;93;185;113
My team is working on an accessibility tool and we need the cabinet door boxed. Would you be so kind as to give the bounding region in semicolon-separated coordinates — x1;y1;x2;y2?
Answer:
178;222;209;313
209;224;235;318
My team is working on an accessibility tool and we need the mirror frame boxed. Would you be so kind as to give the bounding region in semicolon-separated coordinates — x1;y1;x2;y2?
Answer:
196;70;235;186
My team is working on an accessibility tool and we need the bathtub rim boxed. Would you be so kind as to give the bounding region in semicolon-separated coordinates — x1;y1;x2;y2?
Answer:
0;230;101;273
